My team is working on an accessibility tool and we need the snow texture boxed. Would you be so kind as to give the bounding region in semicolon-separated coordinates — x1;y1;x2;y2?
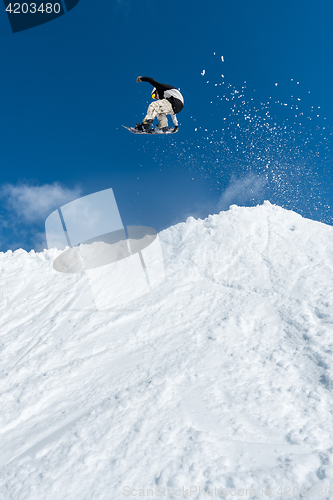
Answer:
1;202;333;499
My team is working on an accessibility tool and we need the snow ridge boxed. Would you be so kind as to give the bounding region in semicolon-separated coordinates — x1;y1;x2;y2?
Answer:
1;202;333;499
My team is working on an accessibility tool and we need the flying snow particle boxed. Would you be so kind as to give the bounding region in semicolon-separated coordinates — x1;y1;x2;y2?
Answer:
221;56;224;62
201;70;206;76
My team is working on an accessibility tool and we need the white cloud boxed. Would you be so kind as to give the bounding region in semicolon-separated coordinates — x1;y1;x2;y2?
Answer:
31;231;48;252
217;174;266;211
0;182;82;223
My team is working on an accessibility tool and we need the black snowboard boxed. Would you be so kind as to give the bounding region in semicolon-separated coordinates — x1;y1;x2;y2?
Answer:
123;125;178;135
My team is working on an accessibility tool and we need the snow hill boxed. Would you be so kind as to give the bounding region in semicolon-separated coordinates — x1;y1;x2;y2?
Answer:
1;201;333;500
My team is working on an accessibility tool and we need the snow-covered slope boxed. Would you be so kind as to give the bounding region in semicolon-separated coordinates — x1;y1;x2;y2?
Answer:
1;202;333;499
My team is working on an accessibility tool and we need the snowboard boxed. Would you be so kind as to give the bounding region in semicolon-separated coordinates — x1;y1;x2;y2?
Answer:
123;125;178;135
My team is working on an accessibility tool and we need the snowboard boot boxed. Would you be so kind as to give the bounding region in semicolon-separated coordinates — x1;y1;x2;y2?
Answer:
135;123;144;131
142;119;153;132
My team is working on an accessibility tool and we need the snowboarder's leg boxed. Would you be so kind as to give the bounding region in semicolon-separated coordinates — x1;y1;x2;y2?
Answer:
143;99;174;129
156;113;168;129
144;102;159;122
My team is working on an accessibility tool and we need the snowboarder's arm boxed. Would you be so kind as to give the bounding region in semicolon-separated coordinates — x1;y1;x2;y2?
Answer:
137;76;160;87
136;76;174;93
171;114;178;127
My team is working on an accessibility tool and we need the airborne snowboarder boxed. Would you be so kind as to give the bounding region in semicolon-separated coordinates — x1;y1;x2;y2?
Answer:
135;76;184;133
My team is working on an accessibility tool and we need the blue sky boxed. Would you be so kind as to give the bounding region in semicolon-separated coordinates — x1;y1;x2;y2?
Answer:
0;0;333;251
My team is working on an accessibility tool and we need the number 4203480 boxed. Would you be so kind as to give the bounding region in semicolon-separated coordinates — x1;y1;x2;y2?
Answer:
6;3;61;13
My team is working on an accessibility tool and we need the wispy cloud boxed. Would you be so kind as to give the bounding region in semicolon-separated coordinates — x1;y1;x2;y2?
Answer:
165;174;267;241
217;174;267;211
0;182;83;252
0;182;82;223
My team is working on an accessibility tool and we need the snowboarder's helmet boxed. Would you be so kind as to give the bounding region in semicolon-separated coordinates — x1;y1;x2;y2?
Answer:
151;88;158;99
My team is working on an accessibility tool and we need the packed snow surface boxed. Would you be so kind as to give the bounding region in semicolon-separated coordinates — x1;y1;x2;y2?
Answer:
1;202;333;499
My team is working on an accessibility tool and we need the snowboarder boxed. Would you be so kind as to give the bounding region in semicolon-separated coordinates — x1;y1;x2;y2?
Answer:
135;76;184;133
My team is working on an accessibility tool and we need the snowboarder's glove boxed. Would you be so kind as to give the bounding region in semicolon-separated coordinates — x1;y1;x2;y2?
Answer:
136;76;143;82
